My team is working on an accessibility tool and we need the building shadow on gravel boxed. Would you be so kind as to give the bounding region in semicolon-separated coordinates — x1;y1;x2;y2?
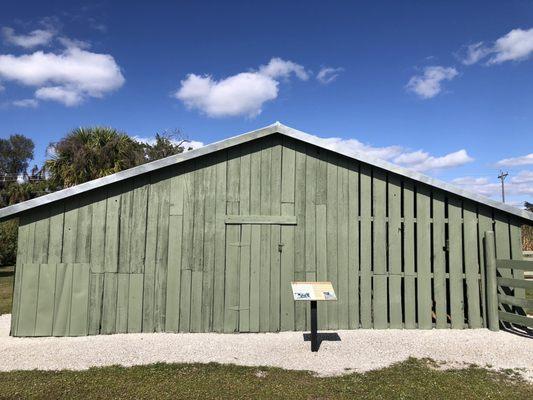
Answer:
302;332;341;350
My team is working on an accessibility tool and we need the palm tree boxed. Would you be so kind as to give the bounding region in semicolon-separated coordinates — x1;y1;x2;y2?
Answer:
45;127;145;188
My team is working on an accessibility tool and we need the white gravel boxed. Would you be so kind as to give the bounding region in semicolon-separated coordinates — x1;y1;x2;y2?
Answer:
1;314;532;380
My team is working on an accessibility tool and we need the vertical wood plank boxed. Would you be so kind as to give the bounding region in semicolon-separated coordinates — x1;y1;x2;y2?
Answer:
76;197;93;263
477;207;493;327
179;168;195;332
62;200;79;263
347;162;360;329
280;139;296;331
202;162;217;332
432;191;447;328
104;187;121;273
101;272;117;334
213;153;227;332
143;177;160;332
464;201;482;328
88;272;104;335
403;180;416;328
269;137;282;331
326;157;338;330
32;208;50;264
166;172;184;332
118;181;134;273
166;173;184;324
448;196;464;329
69;263;90;336
52;263;72;336
12;217;30;334
115;273;130;333
304;147;317;330
16;263;39;336
190;164;205;332
154;176;170;332
35;263;57;336
259;140;272;332
249;144;262;332
373;169;387;329
130;176;149;273
190;270;203;332
239;151;251;332
127;273;144;332
337;163;349;329
47;202;65;265
416;185;432;329
316;153;328;328
89;191;106;272
293;143;307;331
224;147;241;332
359;164;372;328
388;175;402;328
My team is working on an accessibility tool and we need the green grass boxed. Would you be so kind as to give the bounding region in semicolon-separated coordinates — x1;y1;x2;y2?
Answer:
0;358;531;400
0;266;13;315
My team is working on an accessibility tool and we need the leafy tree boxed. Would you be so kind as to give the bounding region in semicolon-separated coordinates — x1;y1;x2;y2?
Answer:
45;127;146;188
0;134;35;181
144;131;191;162
0;218;18;266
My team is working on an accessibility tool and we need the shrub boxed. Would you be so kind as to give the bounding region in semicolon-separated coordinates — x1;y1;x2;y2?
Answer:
0;219;18;266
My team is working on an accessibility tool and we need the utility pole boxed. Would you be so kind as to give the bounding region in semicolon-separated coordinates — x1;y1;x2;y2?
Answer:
497;170;508;203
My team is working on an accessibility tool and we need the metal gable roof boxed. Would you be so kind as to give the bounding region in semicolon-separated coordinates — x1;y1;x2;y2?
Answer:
1;122;532;222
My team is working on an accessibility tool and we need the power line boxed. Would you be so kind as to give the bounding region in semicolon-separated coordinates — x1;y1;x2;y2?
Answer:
497;170;508;203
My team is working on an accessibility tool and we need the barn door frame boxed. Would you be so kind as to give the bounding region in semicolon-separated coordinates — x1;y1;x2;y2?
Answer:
223;215;297;333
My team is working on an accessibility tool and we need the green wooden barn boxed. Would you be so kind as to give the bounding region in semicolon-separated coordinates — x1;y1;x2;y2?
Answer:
1;122;532;336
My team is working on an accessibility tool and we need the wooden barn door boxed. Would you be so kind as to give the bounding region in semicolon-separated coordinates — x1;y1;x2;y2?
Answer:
224;222;294;333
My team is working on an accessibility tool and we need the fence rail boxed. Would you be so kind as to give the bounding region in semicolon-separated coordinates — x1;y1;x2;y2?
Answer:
484;231;533;331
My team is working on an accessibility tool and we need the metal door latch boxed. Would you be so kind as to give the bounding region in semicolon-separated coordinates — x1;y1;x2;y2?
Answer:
278;243;284;252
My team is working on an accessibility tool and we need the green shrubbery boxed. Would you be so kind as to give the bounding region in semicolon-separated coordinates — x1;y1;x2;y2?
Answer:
0;219;18;266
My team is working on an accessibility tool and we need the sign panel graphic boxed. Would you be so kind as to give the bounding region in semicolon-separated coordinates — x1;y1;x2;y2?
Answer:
291;282;337;301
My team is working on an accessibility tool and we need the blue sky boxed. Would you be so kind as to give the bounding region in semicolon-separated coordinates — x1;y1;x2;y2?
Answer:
1;1;532;205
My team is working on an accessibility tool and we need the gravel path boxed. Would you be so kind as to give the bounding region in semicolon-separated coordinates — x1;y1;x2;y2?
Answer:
1;314;532;379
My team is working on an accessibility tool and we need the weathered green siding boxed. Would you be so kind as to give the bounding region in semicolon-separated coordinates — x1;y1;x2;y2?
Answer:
10;134;526;336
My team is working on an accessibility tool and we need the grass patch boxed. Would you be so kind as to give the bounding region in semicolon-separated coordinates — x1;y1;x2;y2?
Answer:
0;358;531;399
0;266;13;315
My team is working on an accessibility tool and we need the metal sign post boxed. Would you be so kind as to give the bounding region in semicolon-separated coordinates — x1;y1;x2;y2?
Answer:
291;282;337;352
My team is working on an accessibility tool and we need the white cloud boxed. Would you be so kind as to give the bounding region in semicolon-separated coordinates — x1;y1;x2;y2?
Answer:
12;98;38;108
258;57;309;80
316;67;344;84
511;170;533;184
0;45;125;106
298;132;474;172
174;57;308;118
1;26;55;48
406;66;458;99
452;170;533;198
461;42;491;65
35;86;83;106
461;28;533;65
496;153;533;167
489;28;533;64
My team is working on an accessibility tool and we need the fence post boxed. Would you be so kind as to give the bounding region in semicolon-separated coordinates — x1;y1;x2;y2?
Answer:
484;231;499;331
